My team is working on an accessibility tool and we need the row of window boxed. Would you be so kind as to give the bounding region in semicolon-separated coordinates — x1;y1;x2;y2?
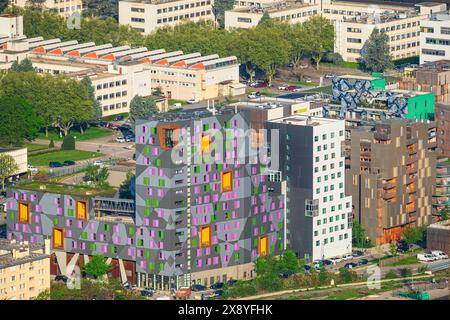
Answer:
97;91;128;101
275;10;318;21
103;102;128;111
426;37;450;46
151;79;195;87
421;26;450;35
150;69;197;78
315;233;349;246
390;41;419;51
95;80;127;90
156;1;211;14
156;10;211;24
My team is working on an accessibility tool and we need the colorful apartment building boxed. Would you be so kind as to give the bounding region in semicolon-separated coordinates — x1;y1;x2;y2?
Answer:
6;110;285;290
345;120;438;245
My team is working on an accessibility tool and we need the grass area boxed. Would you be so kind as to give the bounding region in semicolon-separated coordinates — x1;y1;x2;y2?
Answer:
25;143;49;152
323;61;363;69
287;80;318;87
103;112;129;122
28;150;103;166
259;91;278;97
385;255;419;267
36;127;113;141
15;181;115;196
169;99;187;106
302;85;333;95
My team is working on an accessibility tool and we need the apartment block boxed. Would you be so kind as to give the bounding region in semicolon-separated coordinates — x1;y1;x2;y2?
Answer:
345;120;438;245
6;109;285;290
420;11;450;64
119;0;214;35
436;102;450;157
433;157;450;214
224;0;319;29
400;60;450;104
267;115;352;261
0;239;50;300
9;0;83;18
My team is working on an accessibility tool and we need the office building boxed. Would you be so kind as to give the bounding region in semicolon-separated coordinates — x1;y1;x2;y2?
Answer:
119;0;215;35
345;120;438;244
267;115;352;261
0;239;50;300
420;11;450;64
8;0;83;18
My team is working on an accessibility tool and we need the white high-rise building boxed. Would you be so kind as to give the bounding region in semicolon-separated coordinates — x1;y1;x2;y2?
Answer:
420;11;450;64
267;116;352;261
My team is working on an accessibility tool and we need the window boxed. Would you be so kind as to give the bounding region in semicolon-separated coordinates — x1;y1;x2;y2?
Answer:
76;200;87;220
221;171;233;192
200;225;211;248
52;227;64;249
258;235;268;257
18;202;30;224
201;134;211;153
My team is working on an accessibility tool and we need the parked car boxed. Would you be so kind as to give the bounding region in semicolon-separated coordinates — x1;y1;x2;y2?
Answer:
322;259;333;266
140;289;154;297
358;259;369;266
278;85;288;90
303;264;311;271
344;262;358;269
304;76;312;83
176;287;191;299
114;115;124;121
299;63;308;69
324;73;336;79
431;250;449;260
342;254;354;261
352;250;364;257
107;123;118;130
63;160;76;166
249;80;266;87
330;257;343;264
49;161;63;168
247;92;261;99
187;98;200;104
286;85;298;91
210;282;224;290
27;164;38;172
191;284;207;292
397;240;410;252
55;275;69;283
93;160;105;167
125;135;135;142
417;253;436;262
115;136;126;143
227;279;238;286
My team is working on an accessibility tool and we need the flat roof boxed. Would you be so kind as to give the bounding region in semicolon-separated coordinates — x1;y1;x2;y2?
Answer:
231;1;315;14
14;181;116;197
0;239;49;270
338;75;380;81
270;115;342;126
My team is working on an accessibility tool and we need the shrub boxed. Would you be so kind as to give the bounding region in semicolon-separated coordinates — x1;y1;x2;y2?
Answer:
384;269;398;279
323;52;344;65
49;139;55;148
227;280;257;298
61;135;75;150
399;268;413;278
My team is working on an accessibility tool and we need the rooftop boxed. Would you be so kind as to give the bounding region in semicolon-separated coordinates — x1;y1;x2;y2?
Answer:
0;239;49;270
14;181;116;197
270;115;342;126
428;220;450;230
338;75;380;81
231;1;314;14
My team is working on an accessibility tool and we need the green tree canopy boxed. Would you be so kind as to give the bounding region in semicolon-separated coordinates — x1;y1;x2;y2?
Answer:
10;58;35;72
352;221;372;248
254;255;282;291
82;255;111;278
302;15;334;70
85;164;110;189
278;249;299;275
212;0;234;28
362;28;394;72
129;95;158;124
403;225;427;245
0;154;19;191
81;76;102;126
0;96;41;147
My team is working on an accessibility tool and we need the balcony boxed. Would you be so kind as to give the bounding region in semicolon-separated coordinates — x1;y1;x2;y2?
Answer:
406;154;418;165
383;189;397;200
406;166;417;174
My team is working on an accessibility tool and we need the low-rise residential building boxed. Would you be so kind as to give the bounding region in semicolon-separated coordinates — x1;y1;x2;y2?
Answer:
420;11;450;64
267;115;352;261
0;239;50;300
345;120;438;245
427;220;450;256
8;0;83;18
119;0;215;35
224;0;319;29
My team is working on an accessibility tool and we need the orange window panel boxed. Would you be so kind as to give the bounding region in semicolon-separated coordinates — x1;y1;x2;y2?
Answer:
200;225;211;248
259;235;268;257
53;227;64;249
76;200;87;220
201;134;211;153
18;202;30;224
221;171;233;192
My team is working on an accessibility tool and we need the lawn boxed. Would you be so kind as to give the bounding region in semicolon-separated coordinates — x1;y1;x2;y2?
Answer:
303;85;333;95
25;143;49;152
287;81;318;87
385;255;419;267
323;61;363;69
36;127;113;141
28;150;103;166
259;91;278;97
169;99;187;106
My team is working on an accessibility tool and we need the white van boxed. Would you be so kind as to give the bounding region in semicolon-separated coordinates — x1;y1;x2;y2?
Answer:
417;253;436;262
431;250;449;260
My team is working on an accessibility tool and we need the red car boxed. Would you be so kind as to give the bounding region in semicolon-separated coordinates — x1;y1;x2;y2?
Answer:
254;82;268;88
286;85;298;91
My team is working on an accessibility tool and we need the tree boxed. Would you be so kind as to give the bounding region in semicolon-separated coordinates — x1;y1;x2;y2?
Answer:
0;154;19;191
49;139;55;148
318;267;329;285
81;76;102;128
212;0;234;28
129;95;158;124
10;59;35;72
438;204;450;221
0;96;41;147
85;164;110;188
82;0;118;20
352;221;372;248
389;241;398;257
278;249;299;275
254;255;282;291
258;12;271;26
302;16;334;70
362;28;394;72
403;226;427;245
82;254;111;278
119;170;135;199
338;267;353;283
0;0;8;13
287;23;308;70
61;136;76;150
